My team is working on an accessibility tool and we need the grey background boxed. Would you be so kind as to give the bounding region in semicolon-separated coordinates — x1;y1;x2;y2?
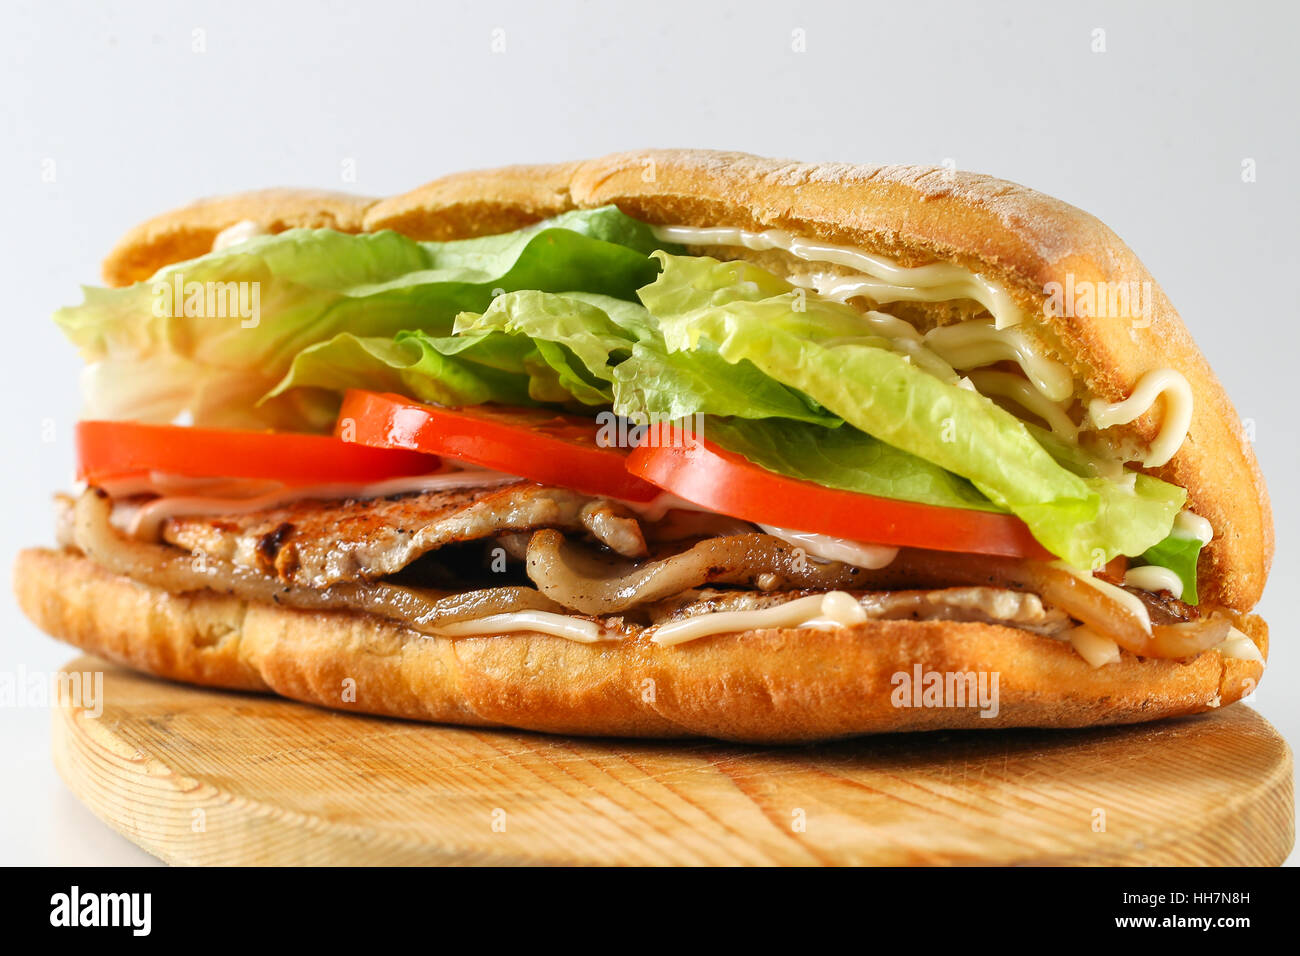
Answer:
2;0;1295;865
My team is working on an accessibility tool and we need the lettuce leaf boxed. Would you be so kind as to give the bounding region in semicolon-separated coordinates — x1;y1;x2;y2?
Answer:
704;417;1003;512
274;287;842;428
55;207;671;431
266;328;572;412
1026;424;1188;570
639;252;1182;567
1134;534;1204;604
454;290;839;426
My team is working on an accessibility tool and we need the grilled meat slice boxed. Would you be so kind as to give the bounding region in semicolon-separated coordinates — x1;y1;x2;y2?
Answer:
162;481;646;588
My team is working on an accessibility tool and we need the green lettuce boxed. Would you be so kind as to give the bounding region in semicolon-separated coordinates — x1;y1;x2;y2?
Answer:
454;290;838;426
55;207;672;431
639;252;1182;567
1026;424;1188;570
1134;534;1204;604
266;328;571;410
272;287;841;429
704;417;1002;513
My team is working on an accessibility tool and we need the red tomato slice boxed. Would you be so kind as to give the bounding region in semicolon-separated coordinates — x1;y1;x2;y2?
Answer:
336;390;661;502
627;435;1051;559
77;420;441;485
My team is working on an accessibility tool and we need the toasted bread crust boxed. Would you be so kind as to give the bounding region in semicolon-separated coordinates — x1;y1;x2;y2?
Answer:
100;188;377;288
364;161;583;240
101;151;1271;612
14;548;1267;744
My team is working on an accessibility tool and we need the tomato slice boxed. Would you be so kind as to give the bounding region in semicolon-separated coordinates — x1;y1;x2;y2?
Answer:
627;436;1051;559
77;420;441;485
336;390;661;502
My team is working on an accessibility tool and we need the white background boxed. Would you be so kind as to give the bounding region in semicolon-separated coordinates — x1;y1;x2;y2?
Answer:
2;0;1295;865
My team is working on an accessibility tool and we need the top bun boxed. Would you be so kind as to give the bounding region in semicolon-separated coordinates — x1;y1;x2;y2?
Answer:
101;188;376;288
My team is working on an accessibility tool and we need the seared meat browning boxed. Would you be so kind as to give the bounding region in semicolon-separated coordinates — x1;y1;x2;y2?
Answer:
71;489;1076;640
162;482;647;587
78;477;1206;648
63;486;1229;656
1097;572;1200;624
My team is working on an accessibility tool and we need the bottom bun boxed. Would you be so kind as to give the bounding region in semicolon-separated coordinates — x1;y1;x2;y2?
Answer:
14;548;1268;743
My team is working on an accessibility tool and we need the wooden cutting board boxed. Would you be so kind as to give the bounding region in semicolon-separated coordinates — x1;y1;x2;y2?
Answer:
52;654;1294;866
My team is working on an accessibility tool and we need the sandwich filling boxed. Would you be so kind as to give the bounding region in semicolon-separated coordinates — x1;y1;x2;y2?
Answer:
49;206;1261;667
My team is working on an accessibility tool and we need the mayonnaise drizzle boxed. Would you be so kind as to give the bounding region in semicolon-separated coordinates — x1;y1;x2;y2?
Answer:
923;319;1073;402
965;370;1078;440
432;610;613;643
212;219;268;250
1087;369;1193;467
757;524;898;569
1066;625;1121;668
1174;509;1214;544
655;222;1200;473
1217;626;1264;662
617;491;717;522
1124;565;1184;600
1120;508;1213;601
651;223;1085;438
651;590;868;647
651;224;1030;329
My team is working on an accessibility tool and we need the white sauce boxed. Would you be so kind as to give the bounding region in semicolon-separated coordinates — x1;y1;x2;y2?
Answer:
651;590;867;647
651;224;1030;329
965;370;1078;440
1087;369;1194;467
212;219;269;250
757;524;898;569
618;491;717;522
923;319;1073;402
654;221;1199;474
1121;508;1211;600
1174;509;1214;544
623;501;900;571
1067;625;1121;668
1124;565;1184;600
432;610;614;644
1216;626;1264;663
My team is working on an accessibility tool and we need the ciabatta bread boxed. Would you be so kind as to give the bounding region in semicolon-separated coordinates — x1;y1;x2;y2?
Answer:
43;151;1273;740
14;548;1267;743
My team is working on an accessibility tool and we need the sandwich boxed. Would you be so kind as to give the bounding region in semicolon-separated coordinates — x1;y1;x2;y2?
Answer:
14;150;1271;742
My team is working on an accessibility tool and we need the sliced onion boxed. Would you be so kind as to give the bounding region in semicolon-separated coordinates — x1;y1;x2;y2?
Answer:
1149;618;1233;659
525;530;868;615
809;549;1209;659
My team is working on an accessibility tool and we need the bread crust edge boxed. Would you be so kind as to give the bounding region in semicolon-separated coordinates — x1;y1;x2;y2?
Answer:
15;548;1267;743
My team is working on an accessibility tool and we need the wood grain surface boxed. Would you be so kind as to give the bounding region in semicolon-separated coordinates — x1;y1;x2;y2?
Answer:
51;655;1294;866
